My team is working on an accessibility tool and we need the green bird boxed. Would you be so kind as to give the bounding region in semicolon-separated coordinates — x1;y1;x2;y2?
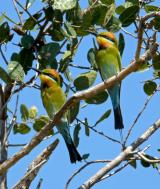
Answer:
35;68;82;163
95;31;124;129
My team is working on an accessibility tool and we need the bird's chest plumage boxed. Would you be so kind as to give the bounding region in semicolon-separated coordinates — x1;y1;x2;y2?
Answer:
95;47;121;80
41;84;66;119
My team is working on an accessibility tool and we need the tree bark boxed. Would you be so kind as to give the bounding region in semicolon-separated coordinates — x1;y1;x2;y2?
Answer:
0;85;8;189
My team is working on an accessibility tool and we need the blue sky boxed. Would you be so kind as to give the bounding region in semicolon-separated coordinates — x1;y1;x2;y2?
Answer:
0;0;160;189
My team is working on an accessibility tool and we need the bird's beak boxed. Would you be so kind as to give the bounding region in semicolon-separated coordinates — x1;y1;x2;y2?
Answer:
29;67;42;75
88;31;98;37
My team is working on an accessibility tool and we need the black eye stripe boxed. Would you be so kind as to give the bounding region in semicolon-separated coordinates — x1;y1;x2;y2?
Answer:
43;72;58;82
100;35;115;43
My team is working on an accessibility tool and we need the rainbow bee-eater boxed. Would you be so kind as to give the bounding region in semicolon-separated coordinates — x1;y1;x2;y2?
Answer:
33;68;82;163
95;32;124;130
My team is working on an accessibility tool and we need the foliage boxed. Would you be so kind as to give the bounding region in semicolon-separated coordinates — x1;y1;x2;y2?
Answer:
0;0;160;188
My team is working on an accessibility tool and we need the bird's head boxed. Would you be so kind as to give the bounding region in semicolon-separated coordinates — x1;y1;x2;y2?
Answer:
39;69;61;87
96;32;118;49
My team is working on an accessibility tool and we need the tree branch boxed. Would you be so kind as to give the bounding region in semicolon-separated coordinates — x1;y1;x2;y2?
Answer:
65;160;111;189
12;139;59;189
78;119;160;189
0;42;158;176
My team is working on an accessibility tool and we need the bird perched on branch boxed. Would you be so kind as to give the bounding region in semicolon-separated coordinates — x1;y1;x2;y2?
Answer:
94;31;124;130
32;68;82;163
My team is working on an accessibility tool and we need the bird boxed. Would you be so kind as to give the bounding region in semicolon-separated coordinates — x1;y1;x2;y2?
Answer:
33;68;82;163
95;31;124;130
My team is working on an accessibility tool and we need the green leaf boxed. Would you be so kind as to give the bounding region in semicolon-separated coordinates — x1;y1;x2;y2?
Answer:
85;91;108;104
29;106;38;119
141;159;150;168
73;123;81;147
125;0;139;5
129;160;137;169
143;81;157;96
119;6;139;27
26;0;36;9
106;16;122;32
44;6;55;21
100;0;115;4
33;115;50;131
0;66;11;84
92;4;114;26
13;123;31;134
64;22;77;38
33;115;53;135
39;43;60;67
144;5;160;13
0;22;13;44
49;29;65;41
22;13;42;30
154;16;160;31
52;0;77;11
152;53;160;71
74;70;97;91
118;33;125;57
0;14;5;24
95;109;111;126
20;104;29;122
124;1;134;8
68;102;80;124
137;61;150;72
103;3;116;26
82;153;90;160
115;5;125;15
59;50;72;73
19;49;34;74
21;34;34;49
84;118;90;137
66;2;82;24
8;61;25;82
87;48;98;70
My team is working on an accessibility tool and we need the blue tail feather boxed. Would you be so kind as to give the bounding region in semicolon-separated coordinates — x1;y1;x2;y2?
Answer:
57;120;82;163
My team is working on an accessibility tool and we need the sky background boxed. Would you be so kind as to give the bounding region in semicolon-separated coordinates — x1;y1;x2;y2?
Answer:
0;0;160;189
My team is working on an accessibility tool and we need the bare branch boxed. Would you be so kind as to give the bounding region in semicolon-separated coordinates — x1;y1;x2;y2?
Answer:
99;161;130;182
135;11;160;60
12;139;59;189
137;152;160;163
0;42;158;176
65;160;111;189
78;119;160;189
123;85;160;146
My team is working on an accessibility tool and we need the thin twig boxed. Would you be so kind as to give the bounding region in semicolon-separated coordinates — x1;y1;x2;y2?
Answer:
6;93;19;141
124;85;160;146
13;76;37;94
121;28;137;38
7;143;26;147
14;0;41;27
79;119;160;189
137;152;160;163
0;43;158;176
98;161;130;182
12;139;59;189
0;82;16;117
76;118;121;144
12;0;23;25
69;64;93;70
65;160;111;189
0;45;9;65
